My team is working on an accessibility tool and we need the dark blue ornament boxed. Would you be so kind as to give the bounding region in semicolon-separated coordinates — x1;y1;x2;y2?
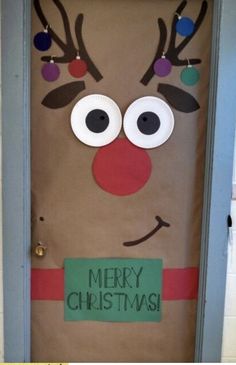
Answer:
34;30;52;51
176;16;195;37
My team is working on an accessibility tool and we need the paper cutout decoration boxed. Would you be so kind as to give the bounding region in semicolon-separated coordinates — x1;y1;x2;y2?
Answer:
64;258;163;322
123;96;174;149
31;268;64;300
31;267;199;301
158;83;200;113
42;81;85;109
162;267;199;300
176;16;195;37
154;55;172;77
34;26;52;51
34;0;103;83
70;94;122;147
92;138;152;196
123;216;170;247
181;65;200;86
68;55;88;78
140;1;207;86
41;60;60;82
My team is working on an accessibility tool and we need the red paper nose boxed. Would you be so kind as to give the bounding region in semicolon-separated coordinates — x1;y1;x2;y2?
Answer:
92;138;152;196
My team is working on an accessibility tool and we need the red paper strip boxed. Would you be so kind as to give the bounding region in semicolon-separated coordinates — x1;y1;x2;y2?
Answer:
31;268;64;300
31;267;199;301
162;267;199;300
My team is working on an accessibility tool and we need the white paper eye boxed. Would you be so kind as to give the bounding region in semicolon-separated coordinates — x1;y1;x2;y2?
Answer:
123;96;175;149
70;94;122;147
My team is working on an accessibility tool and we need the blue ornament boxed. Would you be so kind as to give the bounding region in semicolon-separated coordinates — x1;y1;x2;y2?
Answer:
34;26;52;51
176;16;195;37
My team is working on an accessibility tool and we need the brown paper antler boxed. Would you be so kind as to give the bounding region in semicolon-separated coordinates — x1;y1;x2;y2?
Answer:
140;0;208;86
34;0;103;82
140;0;208;113
34;0;103;109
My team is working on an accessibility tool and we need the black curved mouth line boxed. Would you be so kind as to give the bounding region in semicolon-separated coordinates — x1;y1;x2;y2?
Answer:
123;216;170;247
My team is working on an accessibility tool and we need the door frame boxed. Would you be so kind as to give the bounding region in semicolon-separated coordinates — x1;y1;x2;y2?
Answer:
2;0;236;361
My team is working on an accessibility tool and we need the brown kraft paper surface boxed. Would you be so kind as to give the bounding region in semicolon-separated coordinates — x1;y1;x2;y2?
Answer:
31;0;212;361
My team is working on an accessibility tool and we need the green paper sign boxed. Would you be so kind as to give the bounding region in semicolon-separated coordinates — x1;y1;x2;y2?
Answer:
64;258;163;322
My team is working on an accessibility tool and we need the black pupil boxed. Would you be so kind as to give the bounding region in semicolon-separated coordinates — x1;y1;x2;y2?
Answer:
137;112;160;135
85;109;109;133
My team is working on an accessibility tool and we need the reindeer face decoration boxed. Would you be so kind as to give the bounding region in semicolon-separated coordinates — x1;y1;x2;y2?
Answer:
31;0;212;361
32;0;208;253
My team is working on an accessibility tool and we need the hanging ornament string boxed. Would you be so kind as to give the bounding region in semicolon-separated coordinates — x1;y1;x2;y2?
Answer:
154;52;172;77
41;55;60;82
175;12;195;37
34;24;52;51
180;59;200;86
68;50;88;78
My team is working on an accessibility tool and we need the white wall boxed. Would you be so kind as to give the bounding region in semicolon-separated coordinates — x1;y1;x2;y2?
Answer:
221;135;236;362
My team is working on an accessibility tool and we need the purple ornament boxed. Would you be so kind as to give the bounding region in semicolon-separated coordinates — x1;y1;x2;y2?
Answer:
41;62;60;82
154;57;172;77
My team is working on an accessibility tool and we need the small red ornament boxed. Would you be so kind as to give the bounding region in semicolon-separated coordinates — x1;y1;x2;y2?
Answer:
68;54;87;78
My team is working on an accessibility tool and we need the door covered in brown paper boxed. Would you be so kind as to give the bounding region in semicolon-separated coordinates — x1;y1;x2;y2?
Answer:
31;0;212;361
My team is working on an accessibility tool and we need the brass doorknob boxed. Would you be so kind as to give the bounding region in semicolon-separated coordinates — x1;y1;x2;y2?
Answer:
34;242;47;257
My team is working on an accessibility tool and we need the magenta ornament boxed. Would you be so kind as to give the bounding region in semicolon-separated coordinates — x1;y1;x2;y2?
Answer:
154;56;172;77
41;61;60;82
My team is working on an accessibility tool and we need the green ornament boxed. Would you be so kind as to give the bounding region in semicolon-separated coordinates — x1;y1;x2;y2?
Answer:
181;65;200;86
